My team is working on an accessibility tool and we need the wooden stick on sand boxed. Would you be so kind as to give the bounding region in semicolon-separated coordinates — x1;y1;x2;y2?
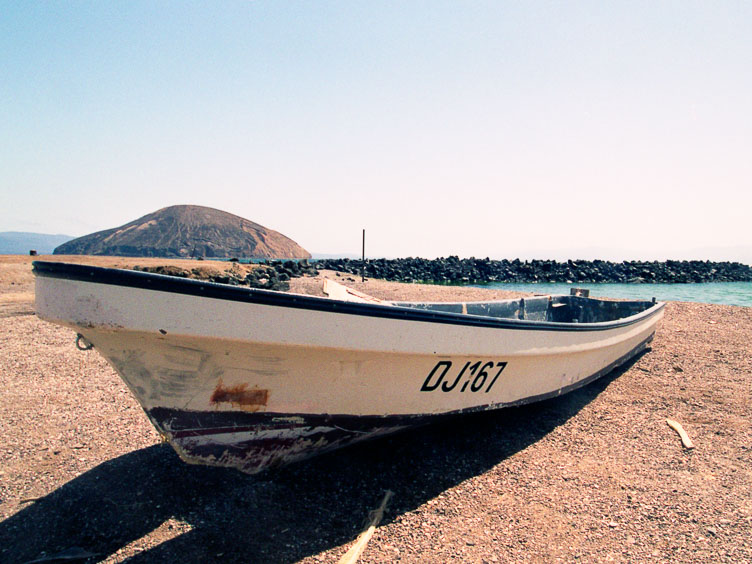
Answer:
666;418;695;449
338;490;394;564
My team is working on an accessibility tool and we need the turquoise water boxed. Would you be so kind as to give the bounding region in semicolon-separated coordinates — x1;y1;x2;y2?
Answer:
477;281;752;307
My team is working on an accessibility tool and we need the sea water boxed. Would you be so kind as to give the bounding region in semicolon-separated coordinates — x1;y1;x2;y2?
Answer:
477;281;752;307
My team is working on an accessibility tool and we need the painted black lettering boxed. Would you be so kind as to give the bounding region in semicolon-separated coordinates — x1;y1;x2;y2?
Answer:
485;362;508;393
421;361;451;392
471;361;495;392
442;361;470;392
461;361;481;392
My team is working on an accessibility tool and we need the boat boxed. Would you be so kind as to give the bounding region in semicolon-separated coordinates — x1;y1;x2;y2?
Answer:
33;261;665;474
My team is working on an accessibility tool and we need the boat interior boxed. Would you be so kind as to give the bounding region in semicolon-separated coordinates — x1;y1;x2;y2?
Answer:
392;295;657;324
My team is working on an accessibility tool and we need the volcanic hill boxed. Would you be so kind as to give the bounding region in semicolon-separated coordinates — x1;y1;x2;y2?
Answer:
54;205;311;259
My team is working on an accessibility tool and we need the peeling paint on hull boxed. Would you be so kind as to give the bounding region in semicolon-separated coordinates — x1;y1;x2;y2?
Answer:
159;414;409;473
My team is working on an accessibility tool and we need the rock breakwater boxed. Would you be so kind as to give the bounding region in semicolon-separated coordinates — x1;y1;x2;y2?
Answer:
314;257;752;285
133;259;318;292
132;257;752;289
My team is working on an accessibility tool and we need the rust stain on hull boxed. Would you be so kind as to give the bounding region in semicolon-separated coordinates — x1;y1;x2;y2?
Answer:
210;378;269;412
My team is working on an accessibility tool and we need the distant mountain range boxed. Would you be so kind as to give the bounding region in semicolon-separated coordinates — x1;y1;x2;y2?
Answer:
53;205;311;259
0;232;74;255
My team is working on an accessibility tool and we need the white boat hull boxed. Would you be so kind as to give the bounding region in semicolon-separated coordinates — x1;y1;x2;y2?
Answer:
34;262;665;473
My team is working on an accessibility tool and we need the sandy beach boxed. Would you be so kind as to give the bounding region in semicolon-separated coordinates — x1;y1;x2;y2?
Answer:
1;255;751;563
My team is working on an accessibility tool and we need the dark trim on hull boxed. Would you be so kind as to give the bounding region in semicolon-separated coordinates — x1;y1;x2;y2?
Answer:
174;425;406;474
33;261;665;332
148;333;655;473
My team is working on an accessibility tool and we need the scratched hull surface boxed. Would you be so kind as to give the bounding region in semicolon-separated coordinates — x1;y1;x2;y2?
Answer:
33;262;665;474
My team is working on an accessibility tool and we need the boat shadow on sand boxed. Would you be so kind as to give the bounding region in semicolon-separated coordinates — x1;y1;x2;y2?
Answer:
0;355;644;564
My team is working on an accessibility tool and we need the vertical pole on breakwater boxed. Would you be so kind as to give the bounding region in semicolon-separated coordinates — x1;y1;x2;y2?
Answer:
362;229;366;283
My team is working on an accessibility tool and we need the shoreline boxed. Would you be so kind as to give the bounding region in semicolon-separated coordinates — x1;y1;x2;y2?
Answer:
473;280;752;308
1;255;751;562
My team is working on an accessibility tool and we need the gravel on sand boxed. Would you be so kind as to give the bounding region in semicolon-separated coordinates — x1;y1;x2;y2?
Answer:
1;256;751;563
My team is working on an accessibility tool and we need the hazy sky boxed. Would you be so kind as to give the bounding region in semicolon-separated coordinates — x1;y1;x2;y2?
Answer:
2;2;751;261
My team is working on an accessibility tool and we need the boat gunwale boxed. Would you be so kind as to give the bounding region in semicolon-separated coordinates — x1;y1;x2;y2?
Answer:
33;261;665;332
